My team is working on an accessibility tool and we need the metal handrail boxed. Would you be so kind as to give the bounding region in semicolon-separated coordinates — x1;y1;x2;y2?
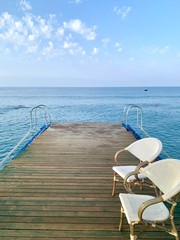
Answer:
30;104;51;131
123;104;150;137
123;104;170;158
0;105;51;169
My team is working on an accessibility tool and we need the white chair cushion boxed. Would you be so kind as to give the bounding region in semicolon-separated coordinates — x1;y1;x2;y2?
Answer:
119;193;169;224
112;166;147;182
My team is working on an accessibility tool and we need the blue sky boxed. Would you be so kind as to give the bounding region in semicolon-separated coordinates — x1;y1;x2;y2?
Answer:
0;0;180;87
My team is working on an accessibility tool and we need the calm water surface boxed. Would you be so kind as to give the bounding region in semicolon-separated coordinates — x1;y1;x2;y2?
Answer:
0;87;179;160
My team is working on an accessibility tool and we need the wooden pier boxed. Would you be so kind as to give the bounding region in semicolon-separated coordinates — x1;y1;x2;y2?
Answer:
0;122;179;239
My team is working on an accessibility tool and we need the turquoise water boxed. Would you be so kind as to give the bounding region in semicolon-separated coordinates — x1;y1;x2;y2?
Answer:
0;87;179;161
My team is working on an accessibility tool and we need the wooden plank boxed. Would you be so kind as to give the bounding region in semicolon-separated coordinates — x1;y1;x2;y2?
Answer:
0;122;178;239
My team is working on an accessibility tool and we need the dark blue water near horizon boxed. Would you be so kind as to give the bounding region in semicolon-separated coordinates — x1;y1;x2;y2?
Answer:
0;87;179;160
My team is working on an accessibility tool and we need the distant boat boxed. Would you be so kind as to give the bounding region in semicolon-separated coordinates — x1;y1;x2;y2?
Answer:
144;88;148;91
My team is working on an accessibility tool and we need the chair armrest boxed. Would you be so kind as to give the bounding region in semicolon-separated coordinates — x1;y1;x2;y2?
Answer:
138;196;164;221
135;160;149;171
114;148;125;164
123;170;140;193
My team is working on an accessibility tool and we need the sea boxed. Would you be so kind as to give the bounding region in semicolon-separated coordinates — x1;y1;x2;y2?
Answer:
0;87;179;165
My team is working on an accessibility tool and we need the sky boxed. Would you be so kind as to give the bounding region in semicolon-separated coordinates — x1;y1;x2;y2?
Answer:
0;0;180;87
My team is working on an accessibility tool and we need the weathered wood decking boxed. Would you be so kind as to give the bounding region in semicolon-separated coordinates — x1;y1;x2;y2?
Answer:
0;122;179;239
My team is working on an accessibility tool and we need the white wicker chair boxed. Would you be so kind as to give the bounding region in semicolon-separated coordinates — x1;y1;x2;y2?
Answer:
112;137;163;196
119;159;180;240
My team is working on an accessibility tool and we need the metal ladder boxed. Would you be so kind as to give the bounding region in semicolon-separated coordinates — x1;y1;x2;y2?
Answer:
0;105;51;169
123;104;150;138
123;104;170;158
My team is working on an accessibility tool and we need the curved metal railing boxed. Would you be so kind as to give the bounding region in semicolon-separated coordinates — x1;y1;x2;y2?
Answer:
30;104;51;131
0;105;51;169
123;104;150;138
122;104;170;158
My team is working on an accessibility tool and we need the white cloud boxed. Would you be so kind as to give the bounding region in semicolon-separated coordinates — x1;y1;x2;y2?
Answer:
113;6;131;19
56;27;64;38
115;42;122;52
102;38;110;47
0;15;26;46
23;14;34;29
62;40;86;57
92;47;98;55
63;41;78;49
27;45;38;53
0;12;13;29
20;0;32;12
28;34;35;41
14;21;23;32
0;5;97;59
63;19;96;40
42;41;54;56
37;17;53;38
0;12;55;47
66;33;73;41
82;50;86;55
